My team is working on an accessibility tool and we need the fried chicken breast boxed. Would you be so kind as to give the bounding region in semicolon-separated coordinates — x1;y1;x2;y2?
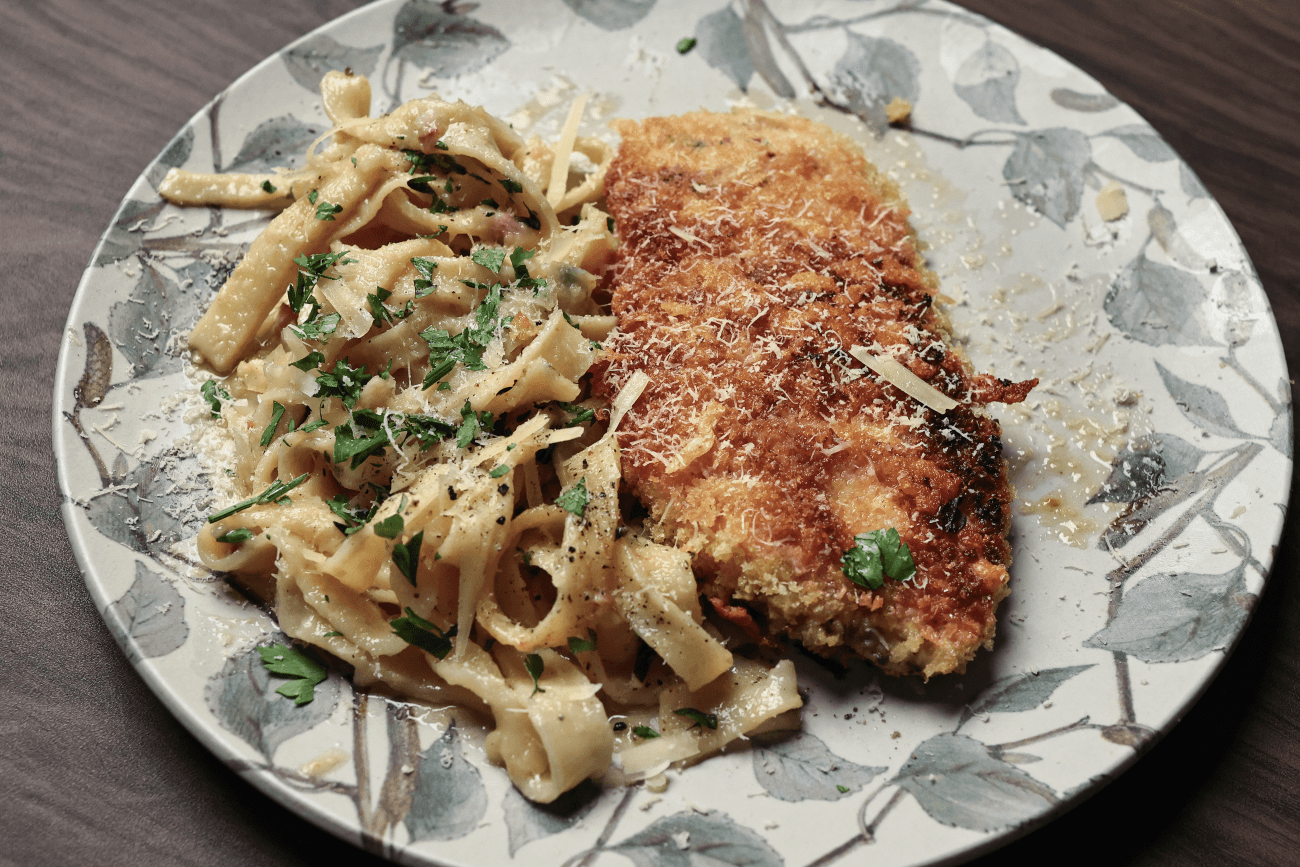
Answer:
591;112;1035;677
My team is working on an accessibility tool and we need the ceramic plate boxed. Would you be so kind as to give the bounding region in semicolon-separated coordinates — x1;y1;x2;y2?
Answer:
53;1;1292;865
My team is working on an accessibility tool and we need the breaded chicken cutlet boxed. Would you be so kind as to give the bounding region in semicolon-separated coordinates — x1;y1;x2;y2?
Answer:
591;111;1035;678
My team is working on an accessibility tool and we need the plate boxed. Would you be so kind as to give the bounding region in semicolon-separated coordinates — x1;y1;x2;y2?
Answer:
53;1;1292;865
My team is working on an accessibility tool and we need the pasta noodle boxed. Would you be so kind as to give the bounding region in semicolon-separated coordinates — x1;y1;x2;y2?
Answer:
169;72;801;802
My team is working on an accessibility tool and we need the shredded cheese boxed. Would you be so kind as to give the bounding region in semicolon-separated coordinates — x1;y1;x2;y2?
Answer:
849;345;958;413
546;93;589;209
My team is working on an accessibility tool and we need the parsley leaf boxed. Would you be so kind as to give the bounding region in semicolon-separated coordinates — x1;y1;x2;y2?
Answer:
420;283;505;389
840;527;916;590
200;380;229;418
208;473;308;523
488;464;511;479
632;725;660;739
411;256;438;296
291;312;341;343
392;530;424;585
259;401;287;447
557;401;595;427
216;528;254;544
456;400;494;448
308;190;343;221
471;247;507;273
500;177;524;194
555;477;589;517
314;357;372;409
391;606;455;658
290;349;326;372
524;653;546;696
261;180;277;194
373;508;405;539
326;493;376;534
673;707;718;729
567;628;597;655
257;643;328;706
676;36;697;54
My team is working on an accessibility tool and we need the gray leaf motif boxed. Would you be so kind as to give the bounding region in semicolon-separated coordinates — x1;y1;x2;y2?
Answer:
1084;565;1254;663
206;644;341;761
104;560;188;661
963;665;1093;721
74;322;113;410
892;733;1057;832
404;723;488;842
953;40;1025;124
283;34;384;93
1002;128;1091;228
1269;397;1292;458
146;126;195;190
831;32;921;135
1104;253;1214;347
1149;204;1207;271
1180;162;1210;199
107;264;183;380
562;0;657;31
1100;124;1177;162
750;730;885;802
1155;360;1247;439
392;0;509;78
84;453;197;557
1049;88;1118;113
94;198;168;266
1088;432;1205;504
696;5;753;90
609;810;782;867
502;779;601;856
225;115;325;173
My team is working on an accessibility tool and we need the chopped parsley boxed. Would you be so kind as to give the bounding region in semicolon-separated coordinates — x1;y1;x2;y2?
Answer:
471;246;508;273
391;606;455;658
208;473;308;523
257;643;327;706
840;527;916;590
260;180;277;194
216;528;254;544
836;785;851;793
556;401;595;427
632;725;660;739
308;189;343;221
673;707;718;730
500;177;524;194
420;283;505;389
411;256;438;296
555;477;589;517
373;510;405;539
488;464;511;479
567;629;597;655
676;36;697;54
524;653;546;696
259;401;287;447
200;380;229;418
456;400;494;448
392;530;424;585
314;357;372;409
326;493;377;534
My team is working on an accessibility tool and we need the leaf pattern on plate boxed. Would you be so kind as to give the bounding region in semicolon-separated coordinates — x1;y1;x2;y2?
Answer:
224;115;325;173
1155;361;1247;438
403;723;489;842
107;263;191;380
145;126;194;190
1049;87;1118;113
104;560;188;661
502;779;601;855
1002;128;1091;227
1099;123;1177;162
392;0;509;77
892;733;1057;832
608;809;782;867
73;322;113;411
84;450;205;558
750;729;885;801
1148;204;1207;271
1084;565;1255;663
94;198;168;266
696;5;753;90
1105;253;1214;347
962;665;1093;720
562;0;657;31
831;32;921;135
283;34;384;93
1088;432;1205;504
1180;161;1210;199
205;643;341;760
953;39;1024;124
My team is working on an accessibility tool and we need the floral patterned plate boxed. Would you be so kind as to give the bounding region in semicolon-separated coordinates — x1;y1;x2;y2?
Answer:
53;1;1292;865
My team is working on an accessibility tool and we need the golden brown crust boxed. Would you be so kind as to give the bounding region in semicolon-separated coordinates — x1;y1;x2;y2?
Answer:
592;111;1035;677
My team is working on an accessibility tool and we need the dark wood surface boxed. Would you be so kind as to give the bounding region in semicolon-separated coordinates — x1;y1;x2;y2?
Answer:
2;1;1296;864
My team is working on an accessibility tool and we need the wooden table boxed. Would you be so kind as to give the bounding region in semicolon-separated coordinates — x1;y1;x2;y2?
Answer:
2;1;1296;864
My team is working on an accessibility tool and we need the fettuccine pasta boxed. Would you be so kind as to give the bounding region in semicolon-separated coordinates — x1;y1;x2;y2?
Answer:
166;72;800;802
